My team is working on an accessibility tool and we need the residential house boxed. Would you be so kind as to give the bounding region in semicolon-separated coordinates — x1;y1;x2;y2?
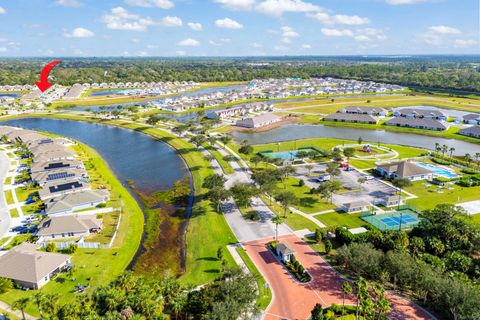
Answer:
338;106;387;116
30;159;84;174
33;149;76;163
393;108;447;120
235;113;281;128
276;243;294;263
376;160;434;181
45;189;110;216
38;178;90;200
36;215;103;240
0;243;71;289
463;114;480;125
31;167;88;186
323;113;378;124
385;117;447;131
459;126;480;139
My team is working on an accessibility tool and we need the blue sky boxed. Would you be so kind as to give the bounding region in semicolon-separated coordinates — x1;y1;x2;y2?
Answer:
0;0;478;56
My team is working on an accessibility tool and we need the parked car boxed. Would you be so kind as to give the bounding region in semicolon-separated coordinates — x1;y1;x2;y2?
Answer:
345;166;354;171
364;175;375;181
339;162;349;168
316;174;331;182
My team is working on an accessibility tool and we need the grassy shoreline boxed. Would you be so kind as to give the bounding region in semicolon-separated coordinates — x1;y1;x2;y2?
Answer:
0;134;144;316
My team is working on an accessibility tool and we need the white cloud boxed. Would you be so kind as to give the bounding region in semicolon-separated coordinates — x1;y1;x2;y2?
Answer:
386;0;431;4
454;39;478;48
209;40;221;46
135;51;149;56
0;47;7;52
428;25;461;35
354;35;370;42
255;0;320;16
56;0;82;7
0;7;6;14
160;16;182;27
64;27;95;38
124;0;174;9
251;42;262;48
280;26;299;43
321;28;353;37
310;12;370;25
178;38;200;46
187;22;203;31
213;0;255;10
101;7;155;32
354;28;387;42
45;49;55;55
301;44;311;49
215;17;243;29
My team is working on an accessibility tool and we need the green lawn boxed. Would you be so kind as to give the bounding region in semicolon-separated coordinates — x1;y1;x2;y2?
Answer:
4;190;14;205
4;176;11;185
236;247;272;311
405;181;480;211
314;212;366;229
15;186;39;203
259;195;320;232
110;122;238;285
203;143;235;174
274;177;336;214
9;208;18;218
0;237;10;248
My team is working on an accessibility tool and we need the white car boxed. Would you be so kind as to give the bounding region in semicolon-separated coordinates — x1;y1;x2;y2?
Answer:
364;175;375;181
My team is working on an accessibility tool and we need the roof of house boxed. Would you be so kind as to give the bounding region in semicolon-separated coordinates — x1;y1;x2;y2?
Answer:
31;167;87;185
45;189;109;215
38;178;89;199
0;126;16;136
395;108;445;117
344;200;370;208
386;117;447;130
34;149;75;162
459;126;480;136
37;215;102;236
239;113;281;125
463;113;480;121
276;243;294;255
377;160;432;178
324;113;377;122
340;106;387;113
0;243;71;284
31;159;84;173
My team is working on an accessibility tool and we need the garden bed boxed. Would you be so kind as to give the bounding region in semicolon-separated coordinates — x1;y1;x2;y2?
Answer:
267;241;312;283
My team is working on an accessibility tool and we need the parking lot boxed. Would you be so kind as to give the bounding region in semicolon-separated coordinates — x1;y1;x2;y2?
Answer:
293;163;398;208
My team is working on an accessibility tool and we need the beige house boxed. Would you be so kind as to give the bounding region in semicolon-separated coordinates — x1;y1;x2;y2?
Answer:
0;243;71;289
342;200;370;213
376;160;433;181
36;215;103;240
236;113;281;128
45;189;109;216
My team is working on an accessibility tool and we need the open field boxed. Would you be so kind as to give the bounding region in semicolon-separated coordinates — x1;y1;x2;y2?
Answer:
275;94;480;114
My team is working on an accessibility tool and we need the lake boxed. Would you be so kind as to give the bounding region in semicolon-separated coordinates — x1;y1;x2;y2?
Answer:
2;118;187;193
231;124;480;156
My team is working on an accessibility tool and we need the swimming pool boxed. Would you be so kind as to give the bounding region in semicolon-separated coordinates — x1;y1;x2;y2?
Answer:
415;161;457;179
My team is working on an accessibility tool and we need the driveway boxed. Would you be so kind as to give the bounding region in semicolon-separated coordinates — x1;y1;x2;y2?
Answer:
0;151;11;239
244;234;434;320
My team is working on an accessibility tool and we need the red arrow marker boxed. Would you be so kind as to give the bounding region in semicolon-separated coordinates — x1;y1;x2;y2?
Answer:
35;60;62;92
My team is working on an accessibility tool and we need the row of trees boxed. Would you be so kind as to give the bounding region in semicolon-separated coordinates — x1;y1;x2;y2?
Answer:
1;57;480;92
6;269;257;320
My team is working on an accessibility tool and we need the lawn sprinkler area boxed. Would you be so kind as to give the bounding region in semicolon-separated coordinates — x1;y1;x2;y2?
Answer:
260;147;322;160
415;161;458;179
362;208;420;231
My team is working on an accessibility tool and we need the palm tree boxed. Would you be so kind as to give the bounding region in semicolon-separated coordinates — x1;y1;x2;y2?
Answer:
13;297;30;320
441;144;448;157
475;152;480;169
449;147;455;158
271;216;284;243
33;291;47;318
342;281;353;318
464;153;472;167
434;142;440;154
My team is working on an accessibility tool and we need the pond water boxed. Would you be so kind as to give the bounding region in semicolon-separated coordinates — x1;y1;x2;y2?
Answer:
2;118;187;193
231;124;480;156
0;93;18;98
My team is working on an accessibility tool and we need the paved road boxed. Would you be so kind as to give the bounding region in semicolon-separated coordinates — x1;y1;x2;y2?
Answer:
245;234;435;320
0;151;11;239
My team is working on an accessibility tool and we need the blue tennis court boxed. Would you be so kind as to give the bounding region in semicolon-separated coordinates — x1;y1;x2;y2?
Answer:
362;209;420;231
